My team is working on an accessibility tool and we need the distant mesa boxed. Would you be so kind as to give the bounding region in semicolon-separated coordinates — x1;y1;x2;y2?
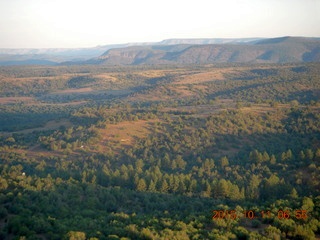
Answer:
1;37;320;66
93;37;320;65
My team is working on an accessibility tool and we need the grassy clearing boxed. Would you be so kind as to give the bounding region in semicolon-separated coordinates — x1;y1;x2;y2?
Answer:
174;69;227;85
172;66;260;85
0;96;36;104
97;119;159;151
51;87;94;94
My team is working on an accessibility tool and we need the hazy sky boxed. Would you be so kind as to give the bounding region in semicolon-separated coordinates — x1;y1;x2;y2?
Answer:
0;0;319;48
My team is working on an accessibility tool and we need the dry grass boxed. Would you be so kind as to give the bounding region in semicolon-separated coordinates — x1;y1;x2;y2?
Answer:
172;67;247;85
18;119;158;159
128;69;168;78
174;70;226;85
0;96;36;104
94;69;171;84
169;85;195;97
161;99;235;117
241;104;275;114
127;86;170;102
52;87;94;94
0;74;72;84
240;103;291;118
94;73;119;82
43;101;88;106
98;119;159;150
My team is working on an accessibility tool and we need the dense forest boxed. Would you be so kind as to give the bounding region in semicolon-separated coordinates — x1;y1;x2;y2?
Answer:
0;63;319;239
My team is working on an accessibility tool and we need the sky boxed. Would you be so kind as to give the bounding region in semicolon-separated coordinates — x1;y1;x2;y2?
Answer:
0;0;319;48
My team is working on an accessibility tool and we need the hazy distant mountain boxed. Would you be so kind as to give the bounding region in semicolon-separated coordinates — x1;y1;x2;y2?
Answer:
0;38;264;66
158;38;263;45
1;37;319;66
93;37;320;65
0;45;125;66
0;43;149;66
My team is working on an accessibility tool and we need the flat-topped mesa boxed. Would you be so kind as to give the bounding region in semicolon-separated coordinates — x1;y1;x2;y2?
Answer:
94;37;320;65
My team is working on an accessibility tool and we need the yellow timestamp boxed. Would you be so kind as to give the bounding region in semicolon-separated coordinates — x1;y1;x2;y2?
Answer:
212;209;308;220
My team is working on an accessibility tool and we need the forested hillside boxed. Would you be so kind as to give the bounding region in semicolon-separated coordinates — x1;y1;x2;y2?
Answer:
0;63;319;239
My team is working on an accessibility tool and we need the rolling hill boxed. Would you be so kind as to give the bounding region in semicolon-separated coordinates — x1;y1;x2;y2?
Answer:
0;62;319;239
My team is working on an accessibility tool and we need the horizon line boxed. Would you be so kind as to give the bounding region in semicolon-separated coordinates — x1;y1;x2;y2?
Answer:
1;36;320;50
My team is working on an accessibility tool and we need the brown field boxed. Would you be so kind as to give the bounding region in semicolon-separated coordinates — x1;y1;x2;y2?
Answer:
169;85;195;97
94;73;119;82
174;70;226;85
173;67;248;85
240;104;287;117
0;74;72;84
43;101;88;106
52;87;94;94
0;96;36;104
161;99;235;117
98;119;158;151
13;119;158;159
133;68;188;78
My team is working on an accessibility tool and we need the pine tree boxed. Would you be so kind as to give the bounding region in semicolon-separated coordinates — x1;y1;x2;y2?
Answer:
177;180;187;194
247;175;260;200
175;155;187;170
305;149;314;160
202;180;211;198
290;188;298;199
148;180;156;192
189;179;197;193
136;178;147;192
262;151;270;162
220;156;229;168
160;179;169;193
216;179;229;198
